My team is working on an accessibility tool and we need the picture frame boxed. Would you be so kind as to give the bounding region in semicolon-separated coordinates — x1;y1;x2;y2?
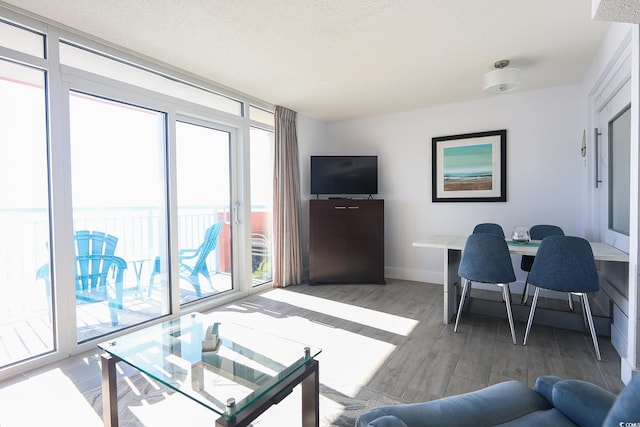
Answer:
432;129;507;202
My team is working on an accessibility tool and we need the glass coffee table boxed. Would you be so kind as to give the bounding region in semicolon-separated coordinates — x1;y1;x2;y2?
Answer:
98;312;321;427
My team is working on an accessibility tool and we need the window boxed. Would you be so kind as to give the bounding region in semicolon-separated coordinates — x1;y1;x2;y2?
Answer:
0;59;53;367
0;6;274;376
0;20;44;58
608;104;631;236
250;106;275;127
60;42;243;116
598;78;630;254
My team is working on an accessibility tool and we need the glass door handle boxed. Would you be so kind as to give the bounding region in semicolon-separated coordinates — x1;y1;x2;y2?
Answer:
594;127;602;188
233;202;241;224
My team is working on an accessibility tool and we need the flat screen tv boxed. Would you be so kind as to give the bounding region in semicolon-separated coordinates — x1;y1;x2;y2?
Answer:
310;155;378;196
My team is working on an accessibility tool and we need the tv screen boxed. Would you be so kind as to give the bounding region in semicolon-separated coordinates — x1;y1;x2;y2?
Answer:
310;155;378;195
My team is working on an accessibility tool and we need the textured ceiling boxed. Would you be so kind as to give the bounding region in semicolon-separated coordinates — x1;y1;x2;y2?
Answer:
0;1;619;122
593;0;640;24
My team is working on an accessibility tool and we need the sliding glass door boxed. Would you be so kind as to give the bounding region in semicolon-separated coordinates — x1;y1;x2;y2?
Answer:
69;91;170;343
175;121;233;302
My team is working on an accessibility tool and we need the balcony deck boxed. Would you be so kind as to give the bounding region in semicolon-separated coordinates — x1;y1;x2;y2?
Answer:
0;272;236;367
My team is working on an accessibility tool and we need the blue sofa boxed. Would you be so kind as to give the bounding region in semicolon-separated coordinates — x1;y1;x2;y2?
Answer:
355;374;640;427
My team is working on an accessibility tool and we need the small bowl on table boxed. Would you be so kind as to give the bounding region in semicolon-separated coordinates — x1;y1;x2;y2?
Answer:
511;226;530;244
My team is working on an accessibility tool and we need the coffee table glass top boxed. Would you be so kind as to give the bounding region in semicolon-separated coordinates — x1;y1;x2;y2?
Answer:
98;312;321;418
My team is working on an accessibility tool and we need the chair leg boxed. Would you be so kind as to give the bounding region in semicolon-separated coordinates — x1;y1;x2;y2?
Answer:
465;280;473;306
568;293;574;311
523;287;541;345
520;274;530;305
580;293;602;361
197;262;215;290
454;278;471;333
501;283;517;344
580;299;589;331
148;256;160;298
188;274;203;297
575;291;589;332
108;301;119;327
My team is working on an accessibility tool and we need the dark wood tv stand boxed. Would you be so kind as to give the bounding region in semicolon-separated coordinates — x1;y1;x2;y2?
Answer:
309;199;384;284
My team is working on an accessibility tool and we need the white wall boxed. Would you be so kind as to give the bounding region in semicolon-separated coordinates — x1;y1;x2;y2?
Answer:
298;85;585;288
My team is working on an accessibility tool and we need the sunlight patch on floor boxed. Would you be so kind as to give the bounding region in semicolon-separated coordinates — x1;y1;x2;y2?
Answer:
129;389;218;425
127;382;342;427
261;288;419;336
208;309;396;398
0;368;102;427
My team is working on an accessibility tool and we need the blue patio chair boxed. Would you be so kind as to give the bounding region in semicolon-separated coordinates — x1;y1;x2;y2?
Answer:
523;235;601;360
74;230;127;326
149;221;223;297
455;232;517;344
36;262;52;321
37;230;127;326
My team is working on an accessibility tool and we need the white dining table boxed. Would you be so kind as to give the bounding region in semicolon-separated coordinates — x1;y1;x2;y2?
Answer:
412;235;629;324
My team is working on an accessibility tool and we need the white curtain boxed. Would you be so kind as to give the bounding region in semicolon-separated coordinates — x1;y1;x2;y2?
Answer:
273;106;303;287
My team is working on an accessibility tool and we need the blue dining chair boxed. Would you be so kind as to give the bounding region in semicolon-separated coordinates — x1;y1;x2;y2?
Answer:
520;225;565;305
455;233;517;344
473;222;505;237
472;222;511;304
523;235;601;361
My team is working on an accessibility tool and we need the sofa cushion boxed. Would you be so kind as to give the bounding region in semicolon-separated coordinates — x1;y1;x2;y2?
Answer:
365;414;409;427
551;379;616;427
603;373;640;427
496;408;577;427
355;380;553;427
535;375;564;404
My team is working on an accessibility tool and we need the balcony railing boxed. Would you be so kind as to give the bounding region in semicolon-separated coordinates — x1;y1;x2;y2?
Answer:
1;205;271;284
0;205;272;363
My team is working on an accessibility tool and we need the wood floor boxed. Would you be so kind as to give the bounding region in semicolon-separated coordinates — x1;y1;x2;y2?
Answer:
0;279;625;426
282;279;624;399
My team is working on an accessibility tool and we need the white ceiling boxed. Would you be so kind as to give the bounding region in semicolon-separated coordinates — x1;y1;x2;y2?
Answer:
0;1;621;122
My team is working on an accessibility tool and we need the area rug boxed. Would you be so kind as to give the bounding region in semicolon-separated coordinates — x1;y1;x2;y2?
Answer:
317;384;407;427
85;372;407;426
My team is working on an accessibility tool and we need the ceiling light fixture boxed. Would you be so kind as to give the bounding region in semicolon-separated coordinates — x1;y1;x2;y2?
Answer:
483;60;520;94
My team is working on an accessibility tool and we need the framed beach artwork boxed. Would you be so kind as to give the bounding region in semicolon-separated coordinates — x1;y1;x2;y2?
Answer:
432;129;506;202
